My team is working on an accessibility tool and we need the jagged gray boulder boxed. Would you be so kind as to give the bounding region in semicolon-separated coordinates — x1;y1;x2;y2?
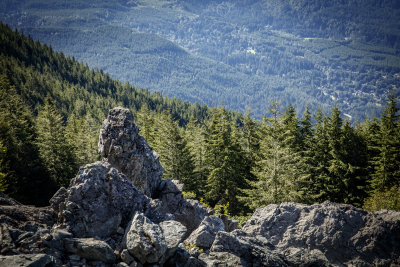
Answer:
98;107;163;198
64;238;116;263
157;179;209;234
241;201;400;266
52;161;149;238
208;201;400;266
159;220;187;259
185;216;225;249
216;214;239;232
0;253;57;266
123;213;167;264
0;202;55;256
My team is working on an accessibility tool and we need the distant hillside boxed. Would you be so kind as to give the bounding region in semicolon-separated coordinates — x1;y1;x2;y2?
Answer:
0;22;211;125
1;0;400;119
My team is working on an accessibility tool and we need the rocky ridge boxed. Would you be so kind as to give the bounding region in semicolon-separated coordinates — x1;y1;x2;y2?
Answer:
0;107;399;267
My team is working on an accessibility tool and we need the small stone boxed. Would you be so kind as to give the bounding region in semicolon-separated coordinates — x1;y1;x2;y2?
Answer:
69;254;81;261
120;249;134;264
64;237;116;263
185;216;225;249
123;213;167;264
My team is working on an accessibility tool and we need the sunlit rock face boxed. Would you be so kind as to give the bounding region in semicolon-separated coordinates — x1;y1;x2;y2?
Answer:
98;107;163;198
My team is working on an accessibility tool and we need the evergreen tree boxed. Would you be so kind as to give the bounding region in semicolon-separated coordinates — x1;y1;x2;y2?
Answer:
156;111;195;187
340;120;369;206
370;93;400;191
308;108;331;202
364;94;400;211
0;142;7;192
282;104;301;151
185;116;208;197
325;106;347;202
136;103;156;145
297;105;315;203
204;107;250;215
0;74;54;205
241;109;260;175
242;101;303;209
36;96;77;187
65;113;99;167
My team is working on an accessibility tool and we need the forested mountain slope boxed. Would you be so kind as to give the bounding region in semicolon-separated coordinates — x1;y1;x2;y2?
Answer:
1;0;400;119
0;22;214;205
0;21;399;217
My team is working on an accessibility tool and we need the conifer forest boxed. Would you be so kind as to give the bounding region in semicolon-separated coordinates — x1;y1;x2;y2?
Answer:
0;21;399;219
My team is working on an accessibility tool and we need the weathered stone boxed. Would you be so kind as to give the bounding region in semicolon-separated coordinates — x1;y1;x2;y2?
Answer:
185;216;225;249
216;214;239;232
98;107;163;198
64;237;116;263
120;249;134;264
159;220;187;259
157;179;208;234
0;193;20;206
123;213;167;264
54;161;149;238
0;203;55;256
0;253;56;266
198;252;243;267
206;201;400;266
49;187;67;214
165;246;206;267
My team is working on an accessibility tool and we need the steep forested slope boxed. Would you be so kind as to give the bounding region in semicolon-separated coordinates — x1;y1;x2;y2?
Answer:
1;0;400;120
0;22;213;205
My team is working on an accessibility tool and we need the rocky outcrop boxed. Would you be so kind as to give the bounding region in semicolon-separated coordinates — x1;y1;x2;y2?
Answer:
0;197;56;256
64;238;116;263
98;107;163;198
160;220;187;259
123;212;167;264
185;216;225;249
0;253;57;266
156;179;209;234
1;107;400;267
205;201;400;266
51;161;149;238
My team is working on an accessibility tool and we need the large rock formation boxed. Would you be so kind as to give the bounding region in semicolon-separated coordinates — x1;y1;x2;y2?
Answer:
202;201;400;266
98;107;163;198
51;161;149;238
156;179;209;233
1;107;400;266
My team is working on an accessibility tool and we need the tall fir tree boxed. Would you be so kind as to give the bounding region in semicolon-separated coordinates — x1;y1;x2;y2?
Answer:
204;107;250;215
185;116;208;197
0;142;7;192
155;111;195;188
65;113;100;167
370;93;400;191
297;105;316;203
340;120;369;206
136;103;156;145
326;106;347;203
36;96;77;187
364;94;400;211
241;109;260;177
242;101;303;209
0;74;54;205
308;108;331;202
